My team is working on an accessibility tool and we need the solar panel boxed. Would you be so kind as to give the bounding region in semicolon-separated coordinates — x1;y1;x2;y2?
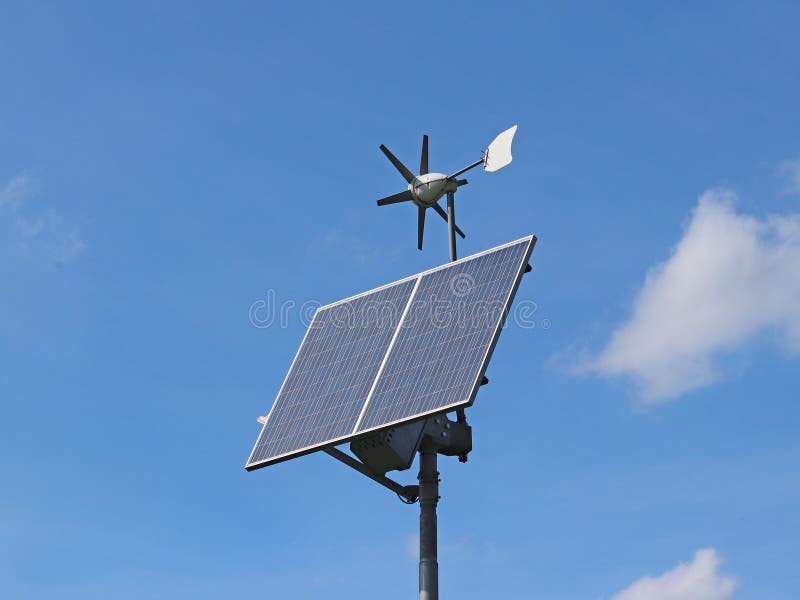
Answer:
247;279;417;468
354;239;532;434
246;236;535;471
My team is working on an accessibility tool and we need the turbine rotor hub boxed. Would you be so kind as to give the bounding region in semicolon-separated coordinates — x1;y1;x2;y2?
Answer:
409;173;456;207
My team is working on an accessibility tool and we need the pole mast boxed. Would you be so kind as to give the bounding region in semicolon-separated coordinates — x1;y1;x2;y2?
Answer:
418;194;460;599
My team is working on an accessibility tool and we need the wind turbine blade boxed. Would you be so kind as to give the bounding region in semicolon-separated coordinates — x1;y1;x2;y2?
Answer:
417;207;425;250
377;190;414;206
484;125;517;172
380;144;415;183
420;135;429;175
432;202;465;238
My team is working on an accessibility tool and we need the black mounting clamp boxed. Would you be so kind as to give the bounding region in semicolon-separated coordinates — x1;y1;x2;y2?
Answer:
422;414;473;461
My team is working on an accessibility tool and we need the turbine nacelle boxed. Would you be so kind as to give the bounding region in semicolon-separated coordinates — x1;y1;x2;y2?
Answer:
409;173;457;207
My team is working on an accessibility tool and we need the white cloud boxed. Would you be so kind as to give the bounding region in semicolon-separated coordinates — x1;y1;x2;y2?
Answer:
1;172;86;263
777;158;800;195
0;172;36;209
405;532;419;559
308;228;381;265
612;548;736;600
583;189;800;402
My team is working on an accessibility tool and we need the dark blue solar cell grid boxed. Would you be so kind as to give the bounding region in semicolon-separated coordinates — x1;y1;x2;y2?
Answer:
355;239;530;433
247;279;415;467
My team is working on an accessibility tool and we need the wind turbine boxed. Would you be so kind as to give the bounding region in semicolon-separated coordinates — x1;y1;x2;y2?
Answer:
376;125;518;257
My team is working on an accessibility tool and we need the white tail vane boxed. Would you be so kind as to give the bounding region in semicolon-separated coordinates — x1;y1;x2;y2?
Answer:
484;125;517;172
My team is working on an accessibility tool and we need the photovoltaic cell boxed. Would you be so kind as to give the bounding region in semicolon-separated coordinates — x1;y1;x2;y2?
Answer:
247;278;416;468
355;239;532;433
246;236;535;471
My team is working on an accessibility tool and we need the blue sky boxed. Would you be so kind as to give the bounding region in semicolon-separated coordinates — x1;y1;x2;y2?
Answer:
2;2;799;598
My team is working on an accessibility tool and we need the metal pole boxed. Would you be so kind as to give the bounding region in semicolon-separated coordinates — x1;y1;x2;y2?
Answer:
418;191;457;599
418;441;439;600
446;191;457;262
446;191;466;424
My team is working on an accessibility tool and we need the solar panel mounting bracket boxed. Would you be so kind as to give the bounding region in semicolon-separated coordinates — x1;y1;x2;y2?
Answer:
323;411;472;504
324;446;420;503
421;415;472;458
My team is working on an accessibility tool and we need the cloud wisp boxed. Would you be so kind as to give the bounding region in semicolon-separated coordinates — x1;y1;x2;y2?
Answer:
611;548;736;600
307;228;381;265
0;171;86;263
0;171;37;210
777;158;800;196
580;189;800;402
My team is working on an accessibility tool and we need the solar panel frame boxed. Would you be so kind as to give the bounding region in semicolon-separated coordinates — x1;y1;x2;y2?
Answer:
245;235;536;471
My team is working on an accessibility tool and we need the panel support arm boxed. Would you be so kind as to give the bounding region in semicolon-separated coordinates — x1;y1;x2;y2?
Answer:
324;447;420;503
